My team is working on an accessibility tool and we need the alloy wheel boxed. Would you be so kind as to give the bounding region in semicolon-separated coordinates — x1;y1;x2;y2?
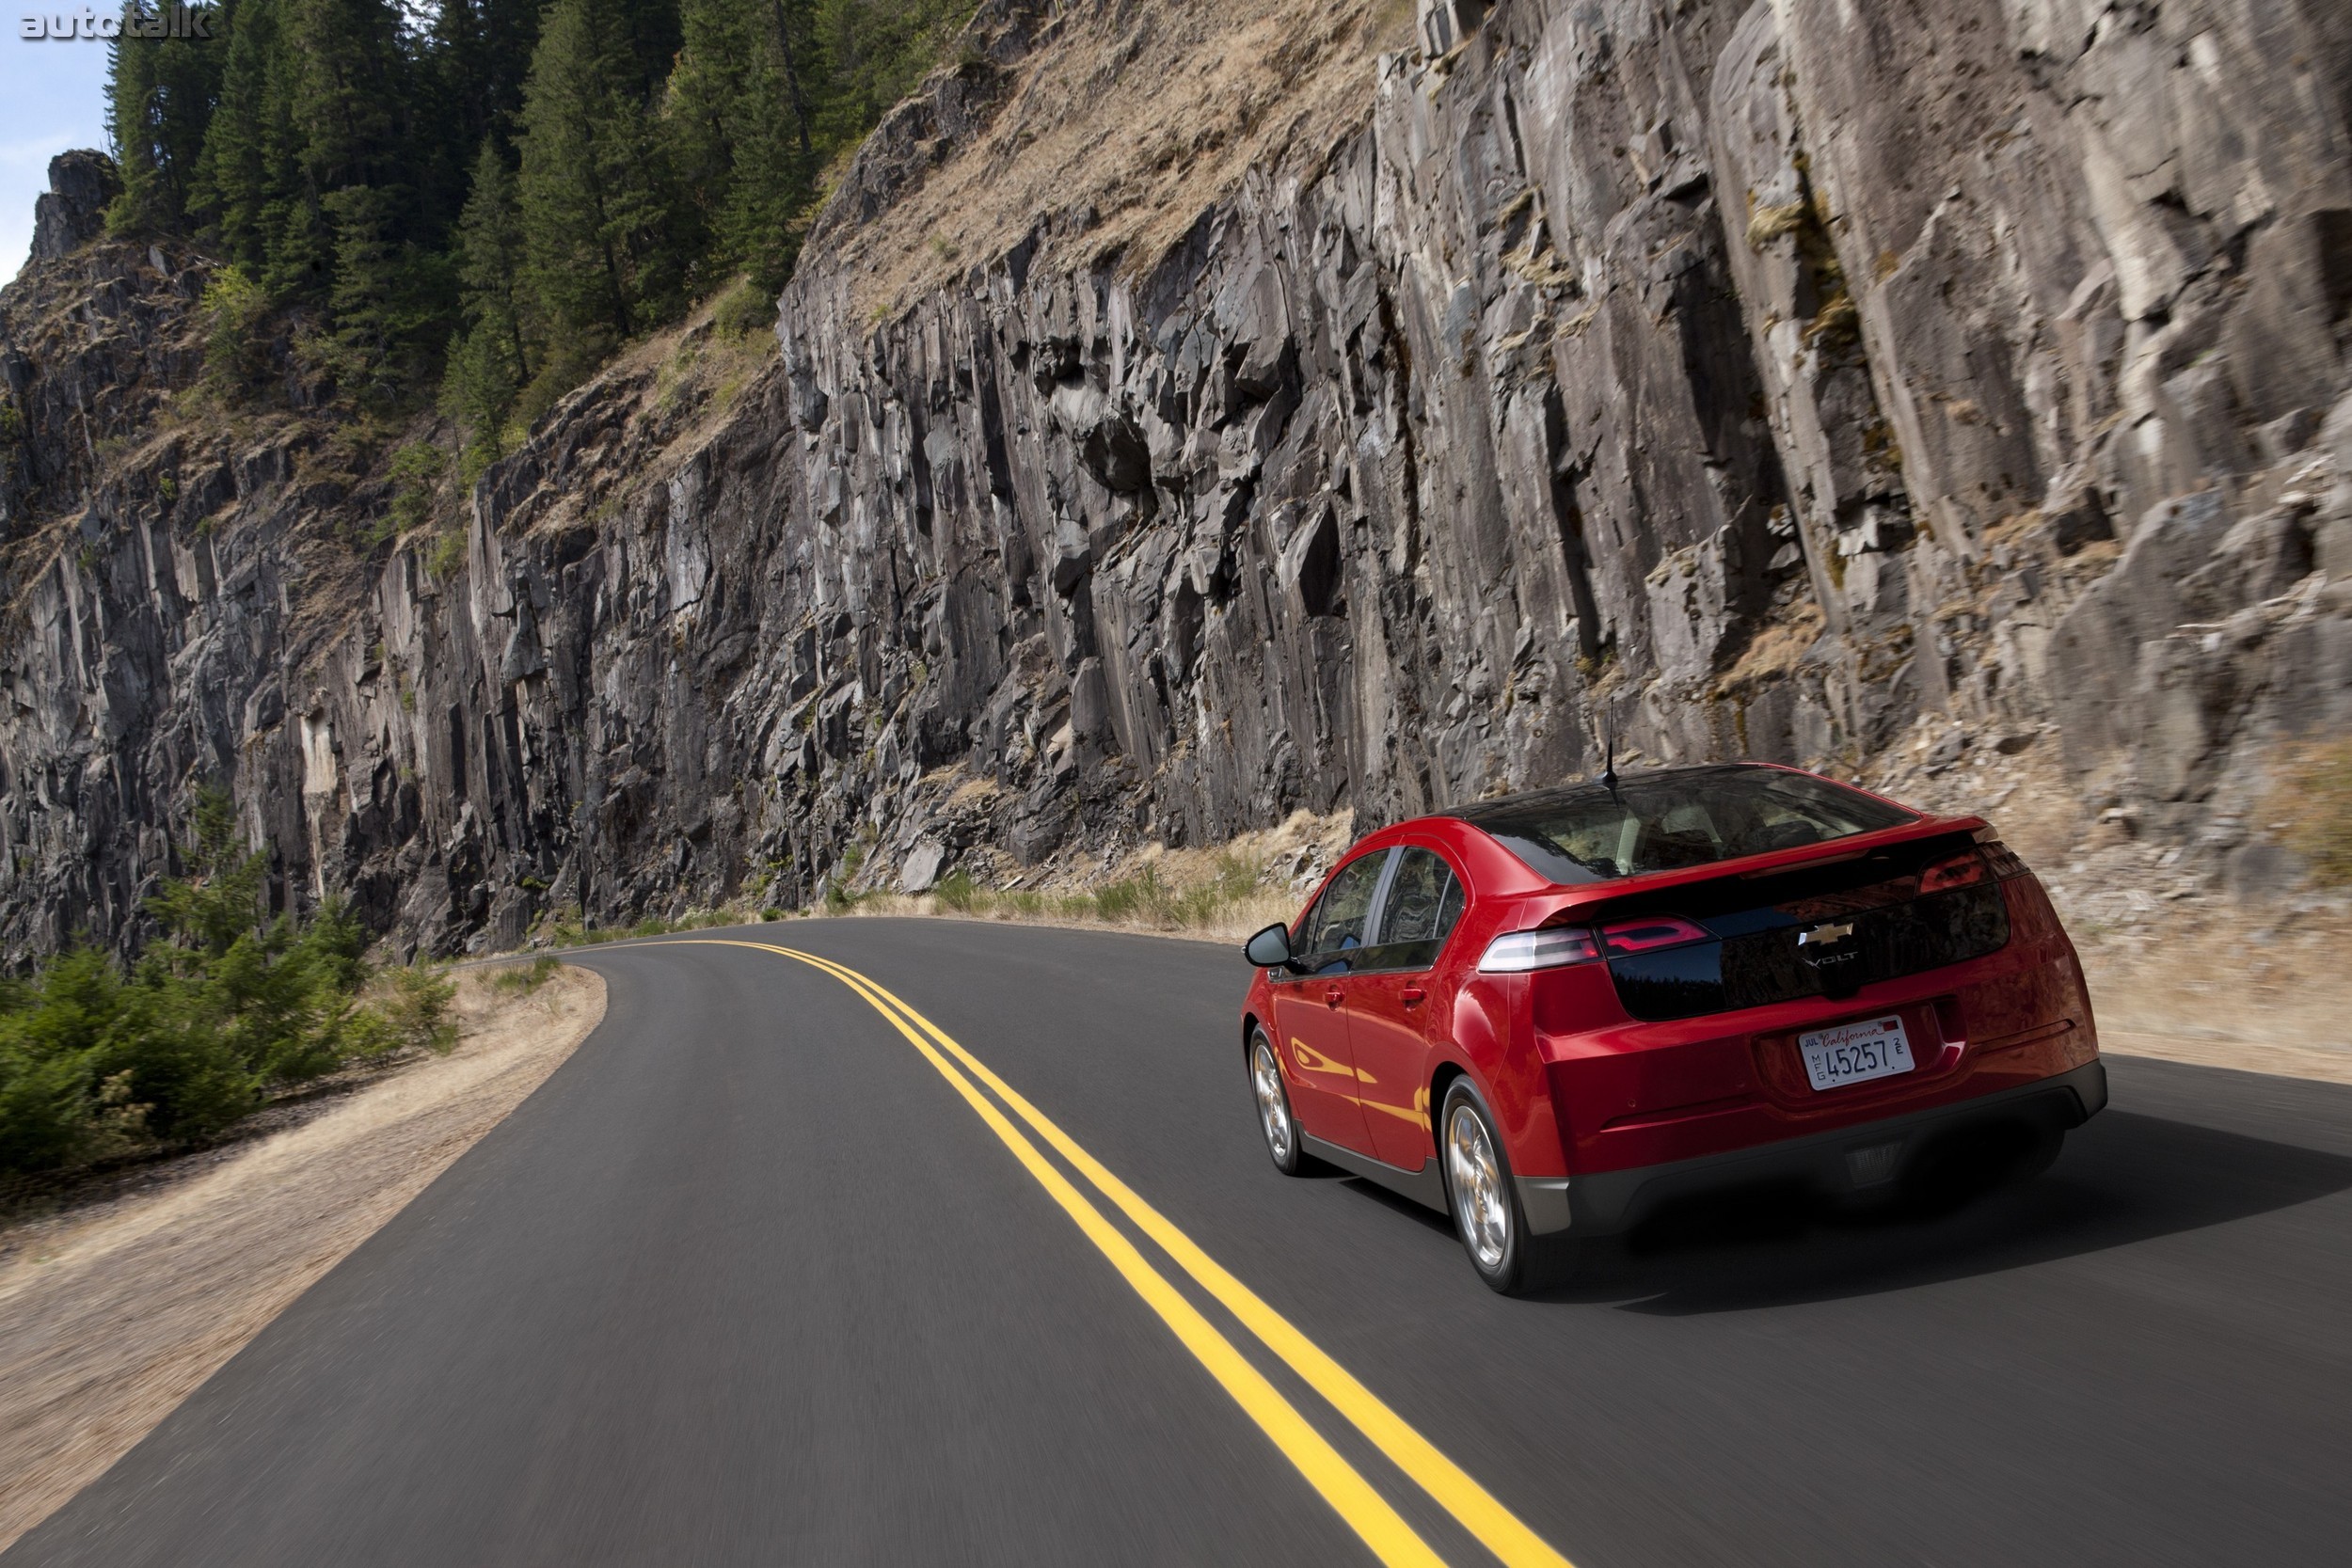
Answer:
1252;1039;1295;1165
1447;1102;1510;1271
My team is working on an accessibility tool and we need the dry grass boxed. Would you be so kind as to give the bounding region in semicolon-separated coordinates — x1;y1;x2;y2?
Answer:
1865;715;2352;1084
2079;905;2352;1085
0;963;606;1552
2266;736;2352;888
839;809;1354;942
824;0;1414;320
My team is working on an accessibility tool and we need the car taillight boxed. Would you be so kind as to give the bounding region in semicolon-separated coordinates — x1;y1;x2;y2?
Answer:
1970;829;2030;879
1918;849;1988;894
1477;926;1602;973
1597;915;1711;955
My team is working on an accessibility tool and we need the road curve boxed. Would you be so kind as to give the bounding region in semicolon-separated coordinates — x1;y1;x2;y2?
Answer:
9;917;2352;1567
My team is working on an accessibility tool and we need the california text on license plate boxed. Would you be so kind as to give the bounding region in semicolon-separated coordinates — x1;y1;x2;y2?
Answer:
1799;1014;1915;1091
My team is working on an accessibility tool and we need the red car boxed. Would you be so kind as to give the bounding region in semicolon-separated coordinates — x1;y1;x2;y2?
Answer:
1238;764;2105;1292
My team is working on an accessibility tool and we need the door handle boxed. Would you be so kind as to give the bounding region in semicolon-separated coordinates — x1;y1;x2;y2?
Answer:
1400;986;1426;1005
1324;987;1344;1009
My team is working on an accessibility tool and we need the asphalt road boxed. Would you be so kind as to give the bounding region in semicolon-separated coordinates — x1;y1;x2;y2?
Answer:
11;918;2352;1567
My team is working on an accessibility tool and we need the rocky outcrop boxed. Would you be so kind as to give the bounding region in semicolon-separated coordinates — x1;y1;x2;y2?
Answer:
3;0;2350;958
29;152;119;265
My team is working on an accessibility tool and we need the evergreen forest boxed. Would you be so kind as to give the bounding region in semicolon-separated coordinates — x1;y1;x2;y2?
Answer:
102;0;974;472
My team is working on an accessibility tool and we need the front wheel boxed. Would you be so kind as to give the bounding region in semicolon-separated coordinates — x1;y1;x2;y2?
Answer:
1441;1081;1573;1295
1249;1029;1308;1176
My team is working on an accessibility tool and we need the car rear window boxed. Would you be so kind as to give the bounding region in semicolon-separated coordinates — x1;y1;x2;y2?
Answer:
1448;766;1915;884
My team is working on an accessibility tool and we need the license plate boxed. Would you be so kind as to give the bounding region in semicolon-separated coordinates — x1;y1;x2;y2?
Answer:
1799;1015;1915;1091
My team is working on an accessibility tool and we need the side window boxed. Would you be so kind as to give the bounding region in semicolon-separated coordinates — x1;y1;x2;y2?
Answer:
1293;850;1391;974
1365;847;1465;970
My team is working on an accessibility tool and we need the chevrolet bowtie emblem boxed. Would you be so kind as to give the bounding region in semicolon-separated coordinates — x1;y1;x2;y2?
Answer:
1797;920;1854;947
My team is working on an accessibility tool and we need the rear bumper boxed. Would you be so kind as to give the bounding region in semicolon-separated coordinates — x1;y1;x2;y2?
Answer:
1516;1059;2106;1237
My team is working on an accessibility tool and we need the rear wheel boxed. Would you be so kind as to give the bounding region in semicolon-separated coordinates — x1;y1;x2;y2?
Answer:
1441;1080;1572;1295
1249;1029;1308;1176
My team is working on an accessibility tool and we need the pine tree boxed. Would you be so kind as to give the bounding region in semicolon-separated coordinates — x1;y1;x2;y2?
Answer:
813;0;965;146
668;0;820;289
281;0;407;193
103;0;972;424
321;182;450;406
426;0;547;155
516;0;686;402
105;3;230;236
278;0;414;309
444;140;532;470
188;0;287;267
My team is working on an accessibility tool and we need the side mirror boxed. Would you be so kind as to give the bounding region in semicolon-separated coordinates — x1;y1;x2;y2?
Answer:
1244;923;1293;968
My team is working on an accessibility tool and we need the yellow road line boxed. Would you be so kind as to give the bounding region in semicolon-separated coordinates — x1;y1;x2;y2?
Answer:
661;941;1449;1568
675;938;1578;1568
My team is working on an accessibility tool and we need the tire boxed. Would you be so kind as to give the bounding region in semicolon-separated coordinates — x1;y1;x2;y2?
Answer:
1249;1028;1309;1176
1440;1080;1573;1295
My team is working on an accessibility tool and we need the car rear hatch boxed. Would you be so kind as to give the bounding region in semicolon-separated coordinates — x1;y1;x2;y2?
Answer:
1579;828;2013;1022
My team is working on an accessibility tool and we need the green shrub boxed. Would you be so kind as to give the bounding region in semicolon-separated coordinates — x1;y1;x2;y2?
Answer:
374;965;460;1054
91;974;260;1141
489;956;561;995
934;869;978;912
0;1020;105;1173
0;791;418;1177
388;441;446;538
1090;866;1176;925
710;276;774;340
199;264;273;399
424;527;468;582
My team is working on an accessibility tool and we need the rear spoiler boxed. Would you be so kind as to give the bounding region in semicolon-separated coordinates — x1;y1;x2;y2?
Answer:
1528;819;1990;929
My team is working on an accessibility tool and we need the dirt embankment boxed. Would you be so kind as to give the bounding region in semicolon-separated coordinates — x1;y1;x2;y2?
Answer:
0;962;606;1553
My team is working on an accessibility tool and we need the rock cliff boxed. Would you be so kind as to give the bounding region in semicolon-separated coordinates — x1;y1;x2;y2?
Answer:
4;0;2350;958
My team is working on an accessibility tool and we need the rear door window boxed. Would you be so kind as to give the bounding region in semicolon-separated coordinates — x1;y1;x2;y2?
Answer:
1291;850;1392;974
1359;847;1465;972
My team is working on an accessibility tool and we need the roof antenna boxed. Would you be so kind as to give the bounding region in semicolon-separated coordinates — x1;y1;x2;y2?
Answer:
1599;705;1620;798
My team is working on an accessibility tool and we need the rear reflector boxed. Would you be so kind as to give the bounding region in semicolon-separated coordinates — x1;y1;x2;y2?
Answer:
1479;927;1602;973
1597;915;1711;955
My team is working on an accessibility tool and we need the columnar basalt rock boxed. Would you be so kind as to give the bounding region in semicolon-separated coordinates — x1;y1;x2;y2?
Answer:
2;0;2348;959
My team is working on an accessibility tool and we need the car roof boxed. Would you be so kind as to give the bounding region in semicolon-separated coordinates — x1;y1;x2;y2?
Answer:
1328;763;1946;902
1332;814;1553;898
1438;762;1799;828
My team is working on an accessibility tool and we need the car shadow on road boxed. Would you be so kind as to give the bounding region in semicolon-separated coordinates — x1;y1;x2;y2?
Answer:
1558;1110;2352;1312
1329;1108;2352;1313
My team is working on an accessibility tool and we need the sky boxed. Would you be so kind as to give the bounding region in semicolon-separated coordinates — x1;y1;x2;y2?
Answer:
1;23;115;284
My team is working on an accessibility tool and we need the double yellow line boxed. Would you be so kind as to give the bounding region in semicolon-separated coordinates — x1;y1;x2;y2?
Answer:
662;939;1576;1568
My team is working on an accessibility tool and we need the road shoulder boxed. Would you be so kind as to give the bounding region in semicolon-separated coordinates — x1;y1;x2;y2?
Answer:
0;963;606;1553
